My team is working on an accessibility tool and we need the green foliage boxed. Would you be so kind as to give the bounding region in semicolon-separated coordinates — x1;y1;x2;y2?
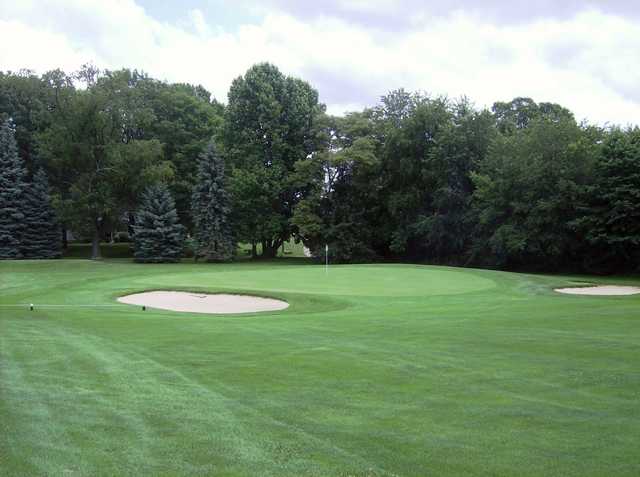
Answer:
108;139;174;212
0;120;26;259
21;168;61;259
191;143;234;261
140;80;224;226
36;68;175;258
3;64;640;272
379;95;493;261
133;184;184;263
571;128;640;272
295;94;493;264
225;63;323;257
0;70;52;170
293;112;381;262
492;96;574;132
230;165;287;256
470;115;595;269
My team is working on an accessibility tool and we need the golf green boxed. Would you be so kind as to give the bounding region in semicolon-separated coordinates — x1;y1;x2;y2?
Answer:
1;259;639;476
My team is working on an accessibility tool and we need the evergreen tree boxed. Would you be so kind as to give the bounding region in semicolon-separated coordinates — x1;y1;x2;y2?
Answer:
132;184;184;263
191;143;234;261
22;168;62;259
0;119;26;259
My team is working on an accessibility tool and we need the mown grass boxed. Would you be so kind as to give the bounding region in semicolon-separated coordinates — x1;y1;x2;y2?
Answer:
0;259;638;476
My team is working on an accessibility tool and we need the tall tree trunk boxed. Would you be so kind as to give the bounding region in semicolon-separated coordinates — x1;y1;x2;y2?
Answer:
273;238;283;258
91;220;102;260
61;227;68;249
127;212;135;236
251;241;257;259
261;239;280;259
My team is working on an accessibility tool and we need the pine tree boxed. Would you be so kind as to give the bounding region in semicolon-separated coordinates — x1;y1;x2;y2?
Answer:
22;168;62;259
133;184;184;263
191;143;234;261
0;119;26;259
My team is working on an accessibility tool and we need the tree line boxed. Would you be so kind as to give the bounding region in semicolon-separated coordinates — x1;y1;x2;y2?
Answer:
1;64;638;272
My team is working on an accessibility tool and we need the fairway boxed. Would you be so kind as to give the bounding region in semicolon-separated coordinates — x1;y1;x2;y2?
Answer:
1;259;639;476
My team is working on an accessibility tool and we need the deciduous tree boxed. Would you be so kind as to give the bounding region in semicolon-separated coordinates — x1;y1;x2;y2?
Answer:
225;63;323;257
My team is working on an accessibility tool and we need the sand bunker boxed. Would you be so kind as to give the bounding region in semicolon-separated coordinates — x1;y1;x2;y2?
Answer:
117;291;289;314
555;285;640;296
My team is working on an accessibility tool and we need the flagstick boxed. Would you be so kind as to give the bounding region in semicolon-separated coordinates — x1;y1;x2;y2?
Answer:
325;244;328;274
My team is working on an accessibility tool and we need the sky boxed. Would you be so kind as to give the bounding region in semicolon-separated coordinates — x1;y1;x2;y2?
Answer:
1;0;639;126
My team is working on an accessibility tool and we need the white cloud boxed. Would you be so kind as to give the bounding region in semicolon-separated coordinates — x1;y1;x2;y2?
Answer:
0;18;95;73
0;0;639;126
187;9;215;37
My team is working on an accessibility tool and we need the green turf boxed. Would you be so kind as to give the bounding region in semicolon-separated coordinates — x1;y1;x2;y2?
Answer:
1;259;639;476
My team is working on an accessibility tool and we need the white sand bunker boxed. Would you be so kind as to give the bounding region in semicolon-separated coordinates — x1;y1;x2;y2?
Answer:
555;285;640;296
118;291;289;314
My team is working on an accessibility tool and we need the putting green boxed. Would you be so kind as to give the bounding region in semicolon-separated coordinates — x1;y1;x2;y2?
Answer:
133;264;497;297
